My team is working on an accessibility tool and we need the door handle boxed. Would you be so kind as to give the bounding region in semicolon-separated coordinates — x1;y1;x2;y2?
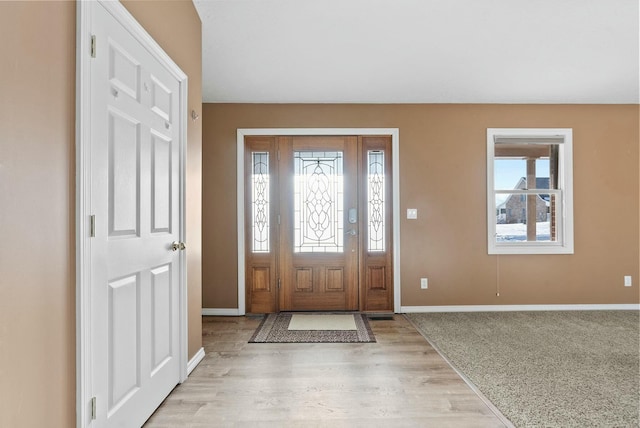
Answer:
345;229;357;236
171;241;186;251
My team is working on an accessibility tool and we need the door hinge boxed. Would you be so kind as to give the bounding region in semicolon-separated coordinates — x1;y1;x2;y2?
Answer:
277;150;280;161
278;278;281;289
277;214;280;225
90;35;96;58
90;396;97;420
90;215;96;237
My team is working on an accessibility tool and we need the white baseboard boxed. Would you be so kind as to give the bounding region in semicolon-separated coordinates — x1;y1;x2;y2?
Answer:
401;304;640;313
187;347;205;375
202;305;640;315
202;308;243;316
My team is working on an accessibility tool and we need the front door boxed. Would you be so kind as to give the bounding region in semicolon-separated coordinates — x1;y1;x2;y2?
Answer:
279;136;359;311
89;3;183;425
245;134;393;313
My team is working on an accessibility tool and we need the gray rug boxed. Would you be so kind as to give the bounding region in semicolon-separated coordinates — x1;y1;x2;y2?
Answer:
249;312;376;343
406;311;640;428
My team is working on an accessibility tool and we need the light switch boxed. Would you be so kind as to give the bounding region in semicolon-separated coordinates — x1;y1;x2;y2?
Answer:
407;208;418;219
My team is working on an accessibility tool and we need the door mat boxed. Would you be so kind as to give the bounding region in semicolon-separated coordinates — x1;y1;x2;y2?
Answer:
249;313;376;343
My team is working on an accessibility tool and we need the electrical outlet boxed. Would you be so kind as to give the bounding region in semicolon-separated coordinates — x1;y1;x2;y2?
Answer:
624;276;632;287
420;278;428;289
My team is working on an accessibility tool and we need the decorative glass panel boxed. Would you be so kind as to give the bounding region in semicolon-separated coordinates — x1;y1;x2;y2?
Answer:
252;152;269;253
368;150;385;252
294;151;344;253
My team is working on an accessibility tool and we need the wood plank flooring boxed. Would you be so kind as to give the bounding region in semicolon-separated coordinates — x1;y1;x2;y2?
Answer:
144;315;508;427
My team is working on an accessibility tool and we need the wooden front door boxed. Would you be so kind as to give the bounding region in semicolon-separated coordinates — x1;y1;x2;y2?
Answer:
245;134;393;313
279;136;359;311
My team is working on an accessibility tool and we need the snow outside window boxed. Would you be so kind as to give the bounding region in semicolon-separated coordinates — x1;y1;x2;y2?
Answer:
487;128;574;255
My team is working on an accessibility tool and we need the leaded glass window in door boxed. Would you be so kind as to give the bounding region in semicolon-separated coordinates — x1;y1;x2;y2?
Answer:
293;151;344;253
367;150;385;252
251;152;269;253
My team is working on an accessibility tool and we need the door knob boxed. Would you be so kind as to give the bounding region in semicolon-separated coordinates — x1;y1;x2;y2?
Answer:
171;241;186;251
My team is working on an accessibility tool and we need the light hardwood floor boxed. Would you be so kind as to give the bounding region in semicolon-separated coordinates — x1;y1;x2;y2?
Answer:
145;315;508;427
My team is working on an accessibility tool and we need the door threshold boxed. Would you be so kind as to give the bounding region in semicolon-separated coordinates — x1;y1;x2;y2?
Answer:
366;313;395;321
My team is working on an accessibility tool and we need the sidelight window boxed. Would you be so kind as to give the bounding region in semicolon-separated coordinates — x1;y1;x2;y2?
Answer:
251;152;270;253
367;150;385;252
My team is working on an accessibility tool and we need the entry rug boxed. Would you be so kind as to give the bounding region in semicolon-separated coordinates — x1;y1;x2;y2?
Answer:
249;313;376;343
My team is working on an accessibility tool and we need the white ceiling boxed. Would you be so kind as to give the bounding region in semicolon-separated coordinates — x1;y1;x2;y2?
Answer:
193;0;639;104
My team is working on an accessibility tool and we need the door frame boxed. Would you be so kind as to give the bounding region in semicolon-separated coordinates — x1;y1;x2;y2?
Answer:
237;128;401;315
76;2;188;426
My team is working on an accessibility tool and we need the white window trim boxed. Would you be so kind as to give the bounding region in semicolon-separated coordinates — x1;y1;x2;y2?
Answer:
487;128;574;255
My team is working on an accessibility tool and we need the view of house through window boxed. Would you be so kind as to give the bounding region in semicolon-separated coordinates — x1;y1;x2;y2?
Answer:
487;129;574;254
494;146;559;242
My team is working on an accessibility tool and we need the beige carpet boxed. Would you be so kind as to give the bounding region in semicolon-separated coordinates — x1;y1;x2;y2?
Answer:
407;311;640;428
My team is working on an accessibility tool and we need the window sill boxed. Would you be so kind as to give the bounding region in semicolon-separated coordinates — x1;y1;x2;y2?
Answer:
488;242;574;255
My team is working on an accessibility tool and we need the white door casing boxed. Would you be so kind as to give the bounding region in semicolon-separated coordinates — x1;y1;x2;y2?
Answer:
77;2;188;427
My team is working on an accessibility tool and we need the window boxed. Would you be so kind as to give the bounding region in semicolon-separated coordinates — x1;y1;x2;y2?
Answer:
487;128;574;254
367;150;386;252
251;152;270;253
293;151;344;253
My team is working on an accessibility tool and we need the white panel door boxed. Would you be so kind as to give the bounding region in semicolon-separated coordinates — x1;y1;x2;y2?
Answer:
90;3;182;426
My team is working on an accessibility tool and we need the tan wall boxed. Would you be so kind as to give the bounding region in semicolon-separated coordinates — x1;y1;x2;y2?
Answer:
0;2;201;427
202;104;640;308
0;2;75;426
